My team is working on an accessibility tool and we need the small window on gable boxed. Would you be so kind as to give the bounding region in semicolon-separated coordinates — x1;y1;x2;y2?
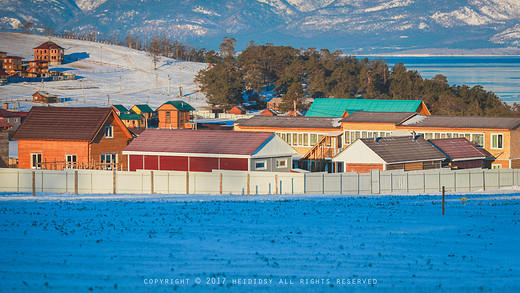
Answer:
491;134;503;149
105;126;113;138
276;158;287;168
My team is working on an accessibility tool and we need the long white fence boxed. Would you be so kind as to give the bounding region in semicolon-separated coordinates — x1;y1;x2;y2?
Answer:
0;168;519;195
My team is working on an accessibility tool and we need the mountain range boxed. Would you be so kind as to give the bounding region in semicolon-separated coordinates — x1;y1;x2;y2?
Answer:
1;0;519;53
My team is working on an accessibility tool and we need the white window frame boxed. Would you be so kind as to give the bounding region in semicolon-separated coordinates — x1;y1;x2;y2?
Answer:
105;125;114;138
65;154;77;169
491;133;504;150
101;153;117;170
276;158;287;168
31;153;42;169
255;160;267;171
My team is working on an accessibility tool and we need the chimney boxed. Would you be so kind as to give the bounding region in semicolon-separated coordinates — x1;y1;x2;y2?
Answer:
412;131;416;141
293;100;296;112
3;103;8;110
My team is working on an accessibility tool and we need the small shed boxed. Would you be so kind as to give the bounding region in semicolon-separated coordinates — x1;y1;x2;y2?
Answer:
429;137;487;169
261;108;278;116
157;101;196;129
333;135;446;173
229;105;246;115
112;104;129;115
123;129;297;172
120;113;146;130
131;104;154;120
267;97;282;111
33;91;58;103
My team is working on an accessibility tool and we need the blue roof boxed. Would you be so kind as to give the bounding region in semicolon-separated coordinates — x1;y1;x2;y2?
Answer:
305;98;423;117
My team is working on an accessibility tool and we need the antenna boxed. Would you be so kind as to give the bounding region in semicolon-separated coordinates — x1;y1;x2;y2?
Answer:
107;94;110;106
178;67;182;97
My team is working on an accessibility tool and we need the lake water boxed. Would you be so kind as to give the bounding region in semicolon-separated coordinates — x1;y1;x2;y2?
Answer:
364;56;520;104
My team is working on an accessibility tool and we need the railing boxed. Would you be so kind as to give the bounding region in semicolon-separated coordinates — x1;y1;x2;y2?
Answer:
34;161;124;171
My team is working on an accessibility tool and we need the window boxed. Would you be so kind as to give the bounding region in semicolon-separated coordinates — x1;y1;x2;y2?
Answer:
105;126;113;138
292;133;297;146
31;153;42;169
255;161;267;170
66;155;77;169
310;134;317;145
101;153;117;170
165;111;171;123
491;134;503;149
472;134;484;147
344;131;351;144
276;158;287;168
492;164;502;169
303;133;309;146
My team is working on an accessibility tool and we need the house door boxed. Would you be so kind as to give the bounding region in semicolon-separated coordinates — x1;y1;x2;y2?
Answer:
31;153;42;169
100;153;117;170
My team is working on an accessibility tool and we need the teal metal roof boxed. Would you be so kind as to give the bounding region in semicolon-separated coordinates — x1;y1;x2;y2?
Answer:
163;101;196;111
133;104;154;113
119;113;142;120
112;104;128;113
305;98;423;117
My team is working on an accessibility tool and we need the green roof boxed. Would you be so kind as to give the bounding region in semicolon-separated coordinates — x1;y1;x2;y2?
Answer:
119;113;142;120
112;104;128;112
133;104;154;113
163;101;196;111
305;98;423;117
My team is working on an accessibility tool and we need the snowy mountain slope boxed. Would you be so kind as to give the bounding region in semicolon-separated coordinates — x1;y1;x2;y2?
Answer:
0;0;519;52
0;32;207;112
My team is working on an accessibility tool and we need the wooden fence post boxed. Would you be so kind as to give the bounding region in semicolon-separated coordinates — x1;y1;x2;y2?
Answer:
74;170;78;195
32;171;35;196
275;174;278;194
113;169;116;195
219;173;223;194
151;170;154;194
186;171;189;194
247;173;250;195
442;186;445;215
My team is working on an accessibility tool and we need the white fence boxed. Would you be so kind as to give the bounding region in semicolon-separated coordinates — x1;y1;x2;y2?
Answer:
0;168;519;195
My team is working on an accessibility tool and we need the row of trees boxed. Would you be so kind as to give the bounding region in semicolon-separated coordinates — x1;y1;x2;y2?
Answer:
196;38;519;116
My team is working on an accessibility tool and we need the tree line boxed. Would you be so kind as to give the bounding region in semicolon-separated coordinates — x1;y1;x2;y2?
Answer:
196;38;519;116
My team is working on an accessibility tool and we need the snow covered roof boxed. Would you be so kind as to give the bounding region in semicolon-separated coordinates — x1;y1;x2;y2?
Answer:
33;41;63;50
235;116;342;129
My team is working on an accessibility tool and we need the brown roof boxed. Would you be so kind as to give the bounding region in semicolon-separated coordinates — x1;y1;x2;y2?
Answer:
4;56;24;59
401;115;520;130
33;41;63;50
360;136;446;164
429;138;487;161
124;129;274;156
0;109;21;118
341;111;417;124
0;119;12;128
13;106;115;141
235;115;342;129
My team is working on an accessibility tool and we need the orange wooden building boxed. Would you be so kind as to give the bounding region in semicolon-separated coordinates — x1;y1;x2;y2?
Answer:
33;41;64;65
229;105;246;115
27;60;49;77
13;106;134;170
157;101;195;129
2;56;23;75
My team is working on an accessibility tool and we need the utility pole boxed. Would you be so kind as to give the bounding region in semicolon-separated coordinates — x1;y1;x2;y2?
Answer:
155;74;158;95
100;46;102;64
81;79;84;101
168;74;170;96
119;76;122;97
107;94;110;106
178;68;182;97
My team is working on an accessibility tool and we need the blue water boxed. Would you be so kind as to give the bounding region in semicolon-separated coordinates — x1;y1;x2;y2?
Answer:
363;56;520;104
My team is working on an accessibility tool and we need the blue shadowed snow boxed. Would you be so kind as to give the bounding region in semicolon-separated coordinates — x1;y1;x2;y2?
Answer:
0;192;518;292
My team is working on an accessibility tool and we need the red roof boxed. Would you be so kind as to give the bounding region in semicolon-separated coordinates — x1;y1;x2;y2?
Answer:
124;129;274;156
13;106;129;141
33;41;63;50
4;56;24;59
0;109;21;118
429;138;487;161
0;119;12;128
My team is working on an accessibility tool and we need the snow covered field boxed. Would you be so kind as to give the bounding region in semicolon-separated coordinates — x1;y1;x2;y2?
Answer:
0;192;519;292
0;32;207;111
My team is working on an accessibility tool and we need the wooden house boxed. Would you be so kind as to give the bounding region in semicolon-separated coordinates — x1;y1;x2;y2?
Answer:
229;105;246;115
157;101;195;129
0;69;7;79
123;129;296;172
111;104;129;115
119;113;146;130
429;138;487;169
0;51;6;59
261;108;278;116
0;108;22;129
33;41;64;65
0;119;12;168
32;91;58;103
131;104;154;120
13;106;134;170
234;115;343;171
2;56;24;74
333;136;446;173
266;97;282;111
27;60;49;77
306;98;431;117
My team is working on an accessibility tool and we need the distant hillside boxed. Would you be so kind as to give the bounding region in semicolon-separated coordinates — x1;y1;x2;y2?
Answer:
1;0;519;53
